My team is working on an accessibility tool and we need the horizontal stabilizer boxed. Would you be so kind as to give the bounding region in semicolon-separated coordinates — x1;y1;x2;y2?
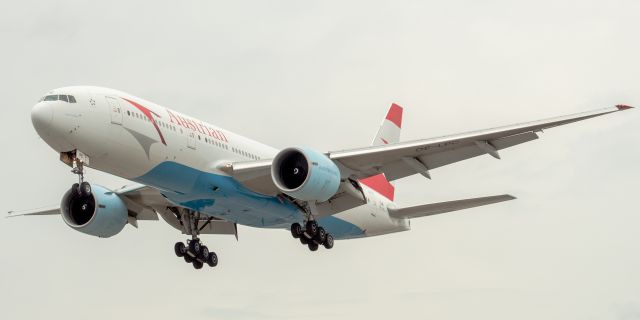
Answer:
389;194;516;219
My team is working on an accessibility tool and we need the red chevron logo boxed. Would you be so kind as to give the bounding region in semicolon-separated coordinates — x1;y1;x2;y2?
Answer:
122;98;167;146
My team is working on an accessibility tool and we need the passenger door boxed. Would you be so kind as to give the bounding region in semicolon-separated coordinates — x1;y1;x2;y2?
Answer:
106;96;123;125
187;132;197;149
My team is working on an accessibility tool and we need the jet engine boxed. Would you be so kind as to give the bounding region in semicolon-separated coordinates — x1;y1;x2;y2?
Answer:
60;184;128;238
271;147;341;202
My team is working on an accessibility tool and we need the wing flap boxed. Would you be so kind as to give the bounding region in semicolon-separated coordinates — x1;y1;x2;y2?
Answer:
157;209;238;236
199;220;238;235
414;131;539;174
114;184;161;221
389;194;516;219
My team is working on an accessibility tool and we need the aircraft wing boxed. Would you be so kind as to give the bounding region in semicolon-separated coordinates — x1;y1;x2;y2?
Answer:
7;206;60;217
331;105;632;180
7;184;162;222
7;184;238;236
225;105;633;194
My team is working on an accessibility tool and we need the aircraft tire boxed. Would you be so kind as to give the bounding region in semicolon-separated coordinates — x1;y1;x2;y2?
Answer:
189;240;201;255
71;183;80;196
315;227;326;243
300;236;309;245
192;260;204;270
290;223;302;239
323;234;334;249
308;242;319;251
305;220;318;236
199;245;209;260
174;242;186;257
184;254;194;263
79;182;92;197
207;252;218;267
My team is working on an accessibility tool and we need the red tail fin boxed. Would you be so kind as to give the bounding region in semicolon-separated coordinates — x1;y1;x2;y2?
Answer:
372;103;403;146
385;103;403;128
359;173;395;201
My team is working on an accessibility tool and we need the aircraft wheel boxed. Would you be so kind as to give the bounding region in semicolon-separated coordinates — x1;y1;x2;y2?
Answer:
199;245;209;260
300;236;309;245
184;254;194;263
290;223;302;239
174;242;186;257
189;240;201;255
192;260;204;270
207;252;218;267
323;234;334;249
308;242;319;252
315;227;326;243
79;182;92;197
305;220;318;236
71;183;80;196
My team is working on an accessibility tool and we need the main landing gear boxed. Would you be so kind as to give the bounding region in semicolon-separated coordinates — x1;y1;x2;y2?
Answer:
172;208;219;270
290;220;334;252
173;239;218;269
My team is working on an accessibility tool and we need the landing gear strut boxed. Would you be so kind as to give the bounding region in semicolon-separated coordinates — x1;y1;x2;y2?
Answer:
172;208;219;269
69;151;92;198
290;220;335;251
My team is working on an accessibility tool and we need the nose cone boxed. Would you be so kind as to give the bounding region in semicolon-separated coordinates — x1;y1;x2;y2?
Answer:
31;102;54;136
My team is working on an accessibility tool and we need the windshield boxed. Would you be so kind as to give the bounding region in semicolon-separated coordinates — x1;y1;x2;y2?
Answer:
39;94;77;103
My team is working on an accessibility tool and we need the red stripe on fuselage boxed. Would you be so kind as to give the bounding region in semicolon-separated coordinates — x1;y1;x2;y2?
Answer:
359;173;395;201
122;98;167;145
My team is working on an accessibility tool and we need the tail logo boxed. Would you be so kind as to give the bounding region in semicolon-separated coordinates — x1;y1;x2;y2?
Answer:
359;173;395;201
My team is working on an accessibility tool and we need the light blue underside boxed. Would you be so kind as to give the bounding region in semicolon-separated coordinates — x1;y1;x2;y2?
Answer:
133;161;364;240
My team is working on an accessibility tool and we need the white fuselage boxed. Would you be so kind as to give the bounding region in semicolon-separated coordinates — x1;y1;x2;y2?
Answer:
31;86;410;239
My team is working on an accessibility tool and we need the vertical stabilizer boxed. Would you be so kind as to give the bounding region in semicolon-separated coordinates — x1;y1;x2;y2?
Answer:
359;173;395;201
372;103;403;146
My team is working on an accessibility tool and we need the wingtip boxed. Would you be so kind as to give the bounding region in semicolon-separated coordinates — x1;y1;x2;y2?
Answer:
616;104;634;111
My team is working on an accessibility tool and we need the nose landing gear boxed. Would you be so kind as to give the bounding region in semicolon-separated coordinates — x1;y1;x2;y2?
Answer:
290;221;335;251
69;151;92;198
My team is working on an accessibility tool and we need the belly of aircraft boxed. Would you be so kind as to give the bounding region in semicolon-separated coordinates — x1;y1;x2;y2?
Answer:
133;161;365;239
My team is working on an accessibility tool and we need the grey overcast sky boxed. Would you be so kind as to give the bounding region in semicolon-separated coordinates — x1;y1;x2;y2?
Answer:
1;1;639;319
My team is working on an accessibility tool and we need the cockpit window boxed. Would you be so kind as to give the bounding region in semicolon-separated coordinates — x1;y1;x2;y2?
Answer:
40;94;77;103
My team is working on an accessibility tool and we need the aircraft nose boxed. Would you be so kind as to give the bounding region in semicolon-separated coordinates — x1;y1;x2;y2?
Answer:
31;102;54;135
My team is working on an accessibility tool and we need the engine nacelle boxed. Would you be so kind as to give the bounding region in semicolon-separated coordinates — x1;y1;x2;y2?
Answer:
61;184;128;238
271;147;341;202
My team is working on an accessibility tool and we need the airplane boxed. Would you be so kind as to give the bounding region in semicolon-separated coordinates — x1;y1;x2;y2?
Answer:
9;86;633;270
